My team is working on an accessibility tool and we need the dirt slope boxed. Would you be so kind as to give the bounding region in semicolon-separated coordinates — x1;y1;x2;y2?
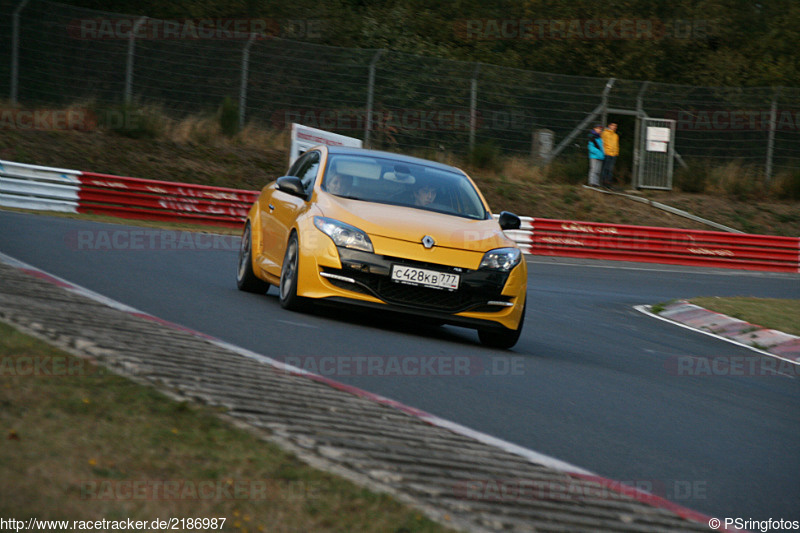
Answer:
1;129;797;236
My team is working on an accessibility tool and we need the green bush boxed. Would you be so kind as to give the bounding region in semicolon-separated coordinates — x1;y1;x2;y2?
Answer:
673;160;708;193
774;170;800;201
98;102;166;140
545;156;587;184
218;97;240;137
468;141;501;170
561;188;580;204
677;160;764;200
726;175;758;200
716;163;762;201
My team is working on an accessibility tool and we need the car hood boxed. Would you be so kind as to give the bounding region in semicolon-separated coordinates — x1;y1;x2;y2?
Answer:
317;194;513;252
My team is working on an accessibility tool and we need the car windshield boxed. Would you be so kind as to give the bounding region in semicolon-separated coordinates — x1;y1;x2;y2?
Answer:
321;154;488;220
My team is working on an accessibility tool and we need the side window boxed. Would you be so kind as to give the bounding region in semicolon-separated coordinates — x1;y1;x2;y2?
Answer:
296;151;320;193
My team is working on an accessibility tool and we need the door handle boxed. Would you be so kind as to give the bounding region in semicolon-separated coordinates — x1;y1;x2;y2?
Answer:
268;203;275;211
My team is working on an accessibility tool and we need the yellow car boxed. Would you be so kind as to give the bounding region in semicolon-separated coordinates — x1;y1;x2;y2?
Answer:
236;146;527;348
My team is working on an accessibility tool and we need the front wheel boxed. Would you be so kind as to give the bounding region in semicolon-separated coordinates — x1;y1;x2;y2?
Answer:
478;302;525;349
279;232;307;311
236;222;270;294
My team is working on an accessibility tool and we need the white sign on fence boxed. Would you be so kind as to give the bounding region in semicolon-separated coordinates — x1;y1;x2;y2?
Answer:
636;118;676;189
646;126;671;142
647;140;668;152
289;124;363;167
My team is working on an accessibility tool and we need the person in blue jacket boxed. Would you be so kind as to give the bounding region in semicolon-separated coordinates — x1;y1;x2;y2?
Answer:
587;124;605;187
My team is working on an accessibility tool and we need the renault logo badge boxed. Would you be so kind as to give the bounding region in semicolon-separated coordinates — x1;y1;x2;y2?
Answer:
422;235;435;249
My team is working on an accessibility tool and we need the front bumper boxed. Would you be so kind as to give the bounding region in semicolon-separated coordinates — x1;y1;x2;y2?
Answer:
324;248;513;314
296;235;526;331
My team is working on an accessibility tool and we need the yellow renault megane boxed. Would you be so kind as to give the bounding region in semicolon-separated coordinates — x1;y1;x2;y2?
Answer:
236;145;527;348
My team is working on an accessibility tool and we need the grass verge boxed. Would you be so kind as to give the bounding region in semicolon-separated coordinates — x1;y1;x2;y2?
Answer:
0;321;450;533
687;297;800;337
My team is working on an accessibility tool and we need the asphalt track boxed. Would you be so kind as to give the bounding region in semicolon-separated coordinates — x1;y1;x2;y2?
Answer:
1;209;798;523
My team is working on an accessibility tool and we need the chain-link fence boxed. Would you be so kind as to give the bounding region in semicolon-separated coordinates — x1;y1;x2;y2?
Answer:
3;0;800;177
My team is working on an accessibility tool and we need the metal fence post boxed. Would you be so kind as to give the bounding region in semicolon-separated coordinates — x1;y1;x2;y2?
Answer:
765;86;780;184
635;81;649;117
10;0;32;105
469;64;481;152
364;49;384;148
601;78;615;125
633;82;650;188
239;33;257;130
124;16;148;104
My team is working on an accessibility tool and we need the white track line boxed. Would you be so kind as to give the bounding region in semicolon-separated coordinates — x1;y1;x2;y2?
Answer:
0;250;592;475
634;304;799;375
3;249;744;527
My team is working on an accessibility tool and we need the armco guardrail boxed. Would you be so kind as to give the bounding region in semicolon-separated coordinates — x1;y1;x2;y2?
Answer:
0;160;257;228
0;160;83;212
78;172;258;228
524;218;799;273
2;159;798;272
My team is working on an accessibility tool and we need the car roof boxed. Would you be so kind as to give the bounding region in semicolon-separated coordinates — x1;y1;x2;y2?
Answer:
324;146;466;175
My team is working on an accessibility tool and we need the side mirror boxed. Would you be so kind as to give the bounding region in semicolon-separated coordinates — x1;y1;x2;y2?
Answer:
498;211;521;231
276;176;307;199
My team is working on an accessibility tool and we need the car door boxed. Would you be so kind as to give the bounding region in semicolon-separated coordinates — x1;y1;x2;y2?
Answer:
259;151;320;277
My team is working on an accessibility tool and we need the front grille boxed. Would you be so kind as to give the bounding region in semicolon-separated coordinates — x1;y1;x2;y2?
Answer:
322;252;510;314
367;273;480;311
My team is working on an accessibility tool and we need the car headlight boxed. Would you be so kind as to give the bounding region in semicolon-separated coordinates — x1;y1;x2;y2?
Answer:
314;216;374;253
479;247;521;271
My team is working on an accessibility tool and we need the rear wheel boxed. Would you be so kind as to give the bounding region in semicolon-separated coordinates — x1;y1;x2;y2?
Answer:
478;302;526;349
279;232;306;311
236;222;270;294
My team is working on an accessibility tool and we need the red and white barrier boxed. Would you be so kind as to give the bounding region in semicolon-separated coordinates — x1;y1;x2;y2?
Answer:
1;159;798;272
0;160;257;228
525;218;799;273
78;172;257;228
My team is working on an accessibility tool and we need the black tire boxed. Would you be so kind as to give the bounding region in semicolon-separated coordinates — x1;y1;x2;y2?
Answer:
279;232;306;311
236;222;270;294
478;302;526;349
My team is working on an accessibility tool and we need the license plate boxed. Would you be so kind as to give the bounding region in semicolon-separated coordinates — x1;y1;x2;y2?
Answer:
391;265;459;290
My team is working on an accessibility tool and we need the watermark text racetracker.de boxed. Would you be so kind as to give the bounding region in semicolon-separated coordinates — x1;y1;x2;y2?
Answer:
0;107;175;132
0;355;104;377
0;109;94;131
670;109;800;132
68;17;326;40
64;229;239;251
280;355;525;377
79;479;320;501
270;108;531;133
454;18;715;40
454;477;709;504
664;356;800;377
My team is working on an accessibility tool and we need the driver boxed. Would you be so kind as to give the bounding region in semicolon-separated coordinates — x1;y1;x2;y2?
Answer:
413;183;437;207
326;173;352;196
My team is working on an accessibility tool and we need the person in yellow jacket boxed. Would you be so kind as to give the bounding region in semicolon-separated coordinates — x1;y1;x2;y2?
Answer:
600;123;619;189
